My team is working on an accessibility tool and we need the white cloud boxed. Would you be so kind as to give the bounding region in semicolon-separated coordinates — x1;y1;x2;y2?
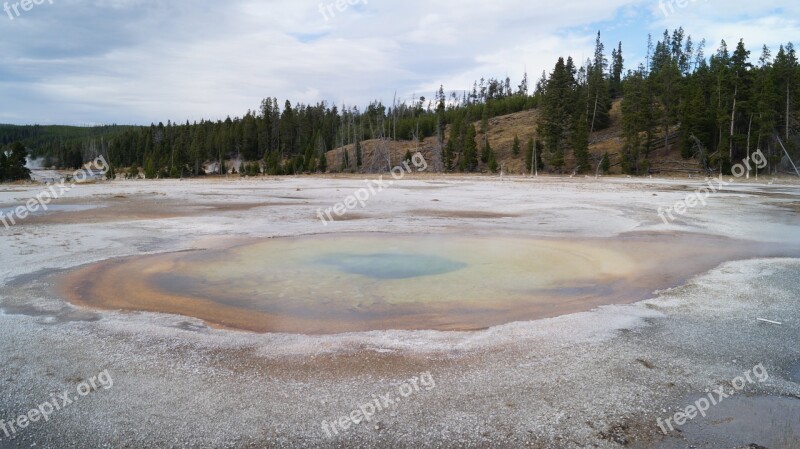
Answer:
0;0;795;125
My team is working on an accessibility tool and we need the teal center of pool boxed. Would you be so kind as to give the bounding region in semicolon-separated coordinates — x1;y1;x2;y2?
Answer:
315;253;468;279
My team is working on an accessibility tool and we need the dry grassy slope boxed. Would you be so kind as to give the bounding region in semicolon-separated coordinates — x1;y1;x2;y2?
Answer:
588;100;700;175
474;109;540;174
325;134;441;173
327;99;692;174
325;110;541;174
586;99;624;167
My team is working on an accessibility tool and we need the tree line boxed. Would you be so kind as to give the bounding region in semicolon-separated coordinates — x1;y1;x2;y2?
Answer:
4;28;799;178
618;29;799;175
536;29;799;175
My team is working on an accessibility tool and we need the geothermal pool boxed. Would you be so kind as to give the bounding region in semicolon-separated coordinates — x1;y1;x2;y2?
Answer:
58;233;792;334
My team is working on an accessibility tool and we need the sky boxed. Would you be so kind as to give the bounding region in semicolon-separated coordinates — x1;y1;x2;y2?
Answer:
0;0;797;126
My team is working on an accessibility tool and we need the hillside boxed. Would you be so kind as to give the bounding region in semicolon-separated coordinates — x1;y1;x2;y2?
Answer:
326;99;709;176
327;100;618;175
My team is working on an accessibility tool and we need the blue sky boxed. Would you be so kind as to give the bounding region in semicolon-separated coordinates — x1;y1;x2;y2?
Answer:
0;0;797;126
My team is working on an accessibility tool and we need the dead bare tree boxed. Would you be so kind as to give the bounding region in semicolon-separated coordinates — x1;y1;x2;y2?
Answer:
775;135;800;178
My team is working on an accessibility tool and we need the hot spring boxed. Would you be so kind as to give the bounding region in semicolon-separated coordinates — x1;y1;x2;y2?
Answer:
58;233;789;334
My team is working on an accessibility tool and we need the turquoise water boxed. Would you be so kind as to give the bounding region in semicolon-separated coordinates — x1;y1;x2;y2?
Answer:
315;253;467;279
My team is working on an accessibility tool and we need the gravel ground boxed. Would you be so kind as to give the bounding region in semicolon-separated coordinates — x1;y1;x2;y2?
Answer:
0;175;798;448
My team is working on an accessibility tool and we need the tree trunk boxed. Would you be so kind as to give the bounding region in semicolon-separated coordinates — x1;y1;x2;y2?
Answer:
730;86;737;161
746;114;753;178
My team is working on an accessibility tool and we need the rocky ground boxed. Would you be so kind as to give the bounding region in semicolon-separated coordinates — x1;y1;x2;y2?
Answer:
0;174;798;448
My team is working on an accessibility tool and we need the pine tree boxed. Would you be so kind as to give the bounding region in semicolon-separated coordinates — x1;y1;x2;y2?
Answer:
512;135;521;156
464;124;478;172
488;148;498;173
652;30;684;156
550;145;565;172
587;31;612;131
538;57;573;173
572;112;591;173
518;71;529;96
444;139;454;172
621;70;656;174
481;140;491;164
610;42;624;98
128;161;139;179
727;39;753;164
445;117;462;172
480;105;489;134
679;63;713;161
754;47;778;151
525;138;534;174
774;43;798;142
142;157;153;179
709;39;733;170
0;151;7;181
5;142;30;181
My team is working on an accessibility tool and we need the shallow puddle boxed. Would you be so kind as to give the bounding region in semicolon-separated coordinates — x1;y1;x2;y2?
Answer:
789;360;800;384
57;232;798;334
649;395;800;448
